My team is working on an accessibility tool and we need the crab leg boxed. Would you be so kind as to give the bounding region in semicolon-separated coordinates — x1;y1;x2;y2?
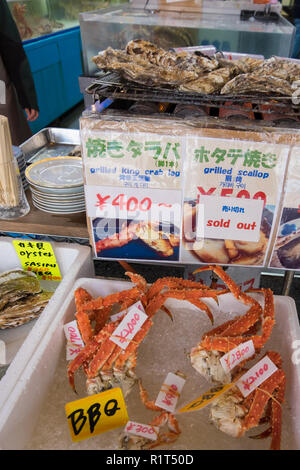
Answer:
146;277;212;303
146;288;222;323
147;412;181;450
193;265;258;307
82;286;141;312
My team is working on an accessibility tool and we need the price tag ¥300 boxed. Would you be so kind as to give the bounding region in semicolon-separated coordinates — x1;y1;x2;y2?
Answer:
65;387;129;443
13;240;62;281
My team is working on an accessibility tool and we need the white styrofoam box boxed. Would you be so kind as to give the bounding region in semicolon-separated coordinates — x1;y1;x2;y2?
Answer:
0;238;93;408
0;278;299;450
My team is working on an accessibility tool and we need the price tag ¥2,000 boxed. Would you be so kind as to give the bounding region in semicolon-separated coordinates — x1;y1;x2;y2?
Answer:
13;240;62;281
65;387;129;443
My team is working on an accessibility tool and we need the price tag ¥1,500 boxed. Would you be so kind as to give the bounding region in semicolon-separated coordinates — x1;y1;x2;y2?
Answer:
65;387;129;443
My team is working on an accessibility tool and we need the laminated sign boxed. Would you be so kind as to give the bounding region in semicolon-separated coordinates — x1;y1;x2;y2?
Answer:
269;146;300;271
81;124;183;263
13;240;62;281
182;136;289;267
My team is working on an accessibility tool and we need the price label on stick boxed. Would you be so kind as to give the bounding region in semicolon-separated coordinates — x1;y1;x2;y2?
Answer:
65;388;129;443
125;421;159;441
220;340;255;373
110;302;148;350
13;240;62;281
235;355;278;397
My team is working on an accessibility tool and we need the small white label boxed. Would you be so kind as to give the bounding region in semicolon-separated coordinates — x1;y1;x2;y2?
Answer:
220;340;255;373
110;301;144;322
125;421;159;441
0;340;6;365
110;303;148;350
64;320;85;360
235;355;278;397
155;372;186;413
197;195;264;242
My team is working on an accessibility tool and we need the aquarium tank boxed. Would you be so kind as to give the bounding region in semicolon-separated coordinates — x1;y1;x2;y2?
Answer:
8;0;129;41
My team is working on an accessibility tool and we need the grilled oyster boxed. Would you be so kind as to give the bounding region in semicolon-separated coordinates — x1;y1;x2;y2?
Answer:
0;290;53;329
0;270;41;310
180;68;233;94
277;235;300;269
220;73;293;96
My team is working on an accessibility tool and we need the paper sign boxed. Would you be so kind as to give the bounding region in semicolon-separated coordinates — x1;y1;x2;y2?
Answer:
220;340;255;373
197;195;264;242
110;300;144;322
64;320;85;360
85;184;182;226
235;355;278;397
155;372;186;413
125;421;159;441
0;340;6;365
176;383;234;414
13;240;62;281
65;387;129;442
110;303;148;350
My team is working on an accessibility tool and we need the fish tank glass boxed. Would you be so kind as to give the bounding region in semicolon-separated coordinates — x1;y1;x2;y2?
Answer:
7;0;128;41
79;4;295;76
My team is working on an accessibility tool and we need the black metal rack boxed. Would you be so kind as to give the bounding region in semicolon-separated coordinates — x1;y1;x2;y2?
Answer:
86;72;300;119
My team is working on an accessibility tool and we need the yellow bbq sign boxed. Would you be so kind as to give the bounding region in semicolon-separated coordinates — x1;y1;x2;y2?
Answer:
177;383;234;414
13;240;62;281
65;388;129;443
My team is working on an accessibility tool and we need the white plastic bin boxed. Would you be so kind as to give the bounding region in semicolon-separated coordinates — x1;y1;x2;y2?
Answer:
0;237;93;411
0;277;299;450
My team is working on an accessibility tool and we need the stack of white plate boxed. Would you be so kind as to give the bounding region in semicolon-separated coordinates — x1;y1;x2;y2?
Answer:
25;156;85;215
13;146;29;191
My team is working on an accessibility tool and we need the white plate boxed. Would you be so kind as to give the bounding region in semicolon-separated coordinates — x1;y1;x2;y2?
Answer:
25;157;83;189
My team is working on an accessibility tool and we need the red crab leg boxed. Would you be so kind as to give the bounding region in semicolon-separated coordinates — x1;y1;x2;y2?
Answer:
146;289;219;324
219;303;262;337
147;412;181;450
67;338;101;392
82;287;141;312
146;277;212;303
193;265;257;307
138;379;162;412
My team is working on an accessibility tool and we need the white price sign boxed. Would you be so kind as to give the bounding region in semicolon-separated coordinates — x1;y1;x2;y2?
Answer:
85;185;182;226
197;195;264;242
110;303;148;350
155;372;186;413
64;320;85;360
235;355;278;397
125;421;159;441
220;340;255;373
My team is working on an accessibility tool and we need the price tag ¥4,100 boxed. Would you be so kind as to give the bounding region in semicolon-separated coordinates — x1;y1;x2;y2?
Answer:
13;240;62;281
235;355;278;398
65;387;129;443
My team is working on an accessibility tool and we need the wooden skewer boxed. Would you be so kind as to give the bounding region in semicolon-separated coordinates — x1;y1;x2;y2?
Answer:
0;115;19;208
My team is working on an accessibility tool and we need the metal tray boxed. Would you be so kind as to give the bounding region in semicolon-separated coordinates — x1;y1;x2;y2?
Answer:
21;128;81;165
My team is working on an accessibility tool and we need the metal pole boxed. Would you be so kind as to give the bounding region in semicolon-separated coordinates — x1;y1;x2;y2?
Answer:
281;270;295;296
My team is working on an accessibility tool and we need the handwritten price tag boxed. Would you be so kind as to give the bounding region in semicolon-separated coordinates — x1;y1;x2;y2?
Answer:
110;301;144;322
235;355;278;398
65;387;129;443
155;372;186;413
125;421;159;441
220;340;255;373
13;240;62;281
64;320;85;360
110;303;148;350
176;383;234;414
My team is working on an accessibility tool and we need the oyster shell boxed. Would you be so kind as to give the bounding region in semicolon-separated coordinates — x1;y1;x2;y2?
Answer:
0;269;41;310
220;73;293;96
0;290;53;329
277;235;300;269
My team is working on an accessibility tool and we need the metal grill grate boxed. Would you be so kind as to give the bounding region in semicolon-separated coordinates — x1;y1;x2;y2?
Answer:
86;72;300;118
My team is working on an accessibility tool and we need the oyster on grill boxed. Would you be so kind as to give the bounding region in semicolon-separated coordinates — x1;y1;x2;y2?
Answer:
0;290;53;329
0;269;41;310
180;67;233;94
220;73;293;96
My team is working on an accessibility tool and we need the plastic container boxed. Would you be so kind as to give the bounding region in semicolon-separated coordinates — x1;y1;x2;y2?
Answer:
0;238;93;428
0;277;299;450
